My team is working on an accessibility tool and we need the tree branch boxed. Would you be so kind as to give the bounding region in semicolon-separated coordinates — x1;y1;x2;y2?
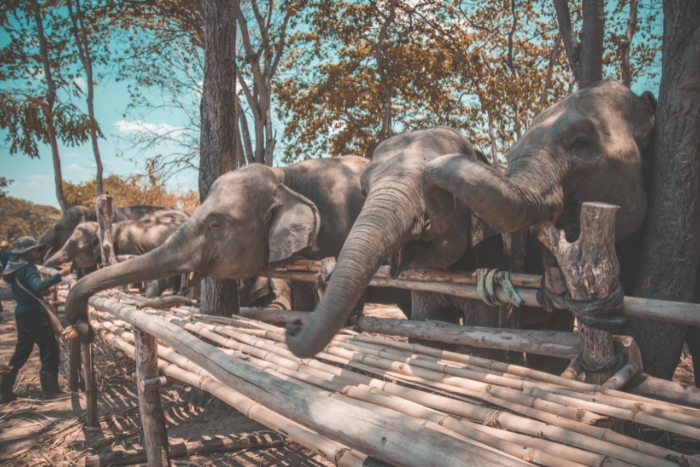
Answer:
552;0;581;83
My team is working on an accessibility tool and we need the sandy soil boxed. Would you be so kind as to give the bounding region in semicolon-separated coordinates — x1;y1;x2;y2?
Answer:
0;296;333;466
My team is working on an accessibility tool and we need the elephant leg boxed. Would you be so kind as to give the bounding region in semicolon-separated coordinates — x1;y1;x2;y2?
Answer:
686;326;700;388
411;291;462;351
460;299;516;361
521;307;574;374
291;281;319;312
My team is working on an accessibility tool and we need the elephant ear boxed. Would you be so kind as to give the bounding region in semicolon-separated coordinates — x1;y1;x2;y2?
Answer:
247;276;272;302
266;184;321;264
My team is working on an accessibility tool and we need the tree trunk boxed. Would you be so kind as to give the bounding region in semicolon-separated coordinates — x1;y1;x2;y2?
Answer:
67;0;103;196
552;0;604;89
31;0;69;212
625;0;700;379
375;0;396;142
200;0;239;317
579;0;605;88
620;0;639;88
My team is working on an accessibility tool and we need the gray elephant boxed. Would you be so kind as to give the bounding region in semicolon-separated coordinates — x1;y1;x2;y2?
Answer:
38;205;169;261
285;81;657;363
43;210;190;272
64;157;410;343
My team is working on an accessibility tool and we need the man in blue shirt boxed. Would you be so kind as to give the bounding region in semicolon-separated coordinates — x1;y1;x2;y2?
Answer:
0;240;10;316
1;237;70;403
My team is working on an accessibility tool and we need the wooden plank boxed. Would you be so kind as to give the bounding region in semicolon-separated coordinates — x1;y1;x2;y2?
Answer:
135;329;171;466
81;343;99;427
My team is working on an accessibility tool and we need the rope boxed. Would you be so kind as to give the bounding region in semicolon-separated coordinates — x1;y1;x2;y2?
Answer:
475;269;524;308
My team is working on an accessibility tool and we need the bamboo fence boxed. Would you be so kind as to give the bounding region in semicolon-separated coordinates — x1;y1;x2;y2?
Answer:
54;281;700;467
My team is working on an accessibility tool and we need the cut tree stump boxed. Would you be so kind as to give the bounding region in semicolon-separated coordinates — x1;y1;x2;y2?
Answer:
135;329;171;466
538;202;621;386
95;195;116;266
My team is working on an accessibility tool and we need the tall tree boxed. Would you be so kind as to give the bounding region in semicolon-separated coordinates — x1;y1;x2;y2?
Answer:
235;0;301;166
624;0;700;379
32;0;69;211
553;0;605;88
198;0;239;317
0;0;94;212
66;0;105;195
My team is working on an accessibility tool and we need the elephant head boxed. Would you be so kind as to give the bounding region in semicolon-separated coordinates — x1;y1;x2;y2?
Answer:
38;206;94;261
285;126;480;357
65;163;321;343
422;81;657;242
43;222;101;270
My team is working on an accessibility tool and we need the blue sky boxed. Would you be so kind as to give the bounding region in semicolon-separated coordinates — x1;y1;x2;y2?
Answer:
0;69;198;208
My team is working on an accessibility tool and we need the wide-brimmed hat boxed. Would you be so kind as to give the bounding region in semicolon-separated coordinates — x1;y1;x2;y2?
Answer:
0;240;9;248
11;237;44;255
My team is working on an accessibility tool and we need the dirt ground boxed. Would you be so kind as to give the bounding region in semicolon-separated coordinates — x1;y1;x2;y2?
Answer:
0;293;696;466
0;296;336;467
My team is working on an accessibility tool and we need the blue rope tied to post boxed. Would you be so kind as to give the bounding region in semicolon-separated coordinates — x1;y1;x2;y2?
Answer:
538;280;627;373
475;269;524;308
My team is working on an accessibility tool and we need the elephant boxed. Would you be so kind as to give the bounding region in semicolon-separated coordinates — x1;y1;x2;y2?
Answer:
43;210;190;272
64;156;411;344
38;205;169;261
284;80;657;363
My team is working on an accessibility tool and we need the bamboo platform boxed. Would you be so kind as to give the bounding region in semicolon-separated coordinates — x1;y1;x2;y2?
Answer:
54;283;700;467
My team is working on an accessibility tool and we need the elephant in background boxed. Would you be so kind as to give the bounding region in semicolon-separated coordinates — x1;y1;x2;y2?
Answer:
38;205;169;261
64;157;410;344
285;81;657;367
43;210;190;271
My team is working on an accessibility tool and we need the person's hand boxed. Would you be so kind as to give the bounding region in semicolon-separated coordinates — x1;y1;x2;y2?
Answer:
59;267;71;277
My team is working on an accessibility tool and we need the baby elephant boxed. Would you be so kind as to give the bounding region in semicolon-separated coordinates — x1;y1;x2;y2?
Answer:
44;210;189;271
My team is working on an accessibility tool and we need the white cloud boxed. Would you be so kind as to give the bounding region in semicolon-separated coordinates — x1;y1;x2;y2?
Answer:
65;163;93;173
114;120;185;137
74;77;87;93
66;151;83;158
24;173;54;187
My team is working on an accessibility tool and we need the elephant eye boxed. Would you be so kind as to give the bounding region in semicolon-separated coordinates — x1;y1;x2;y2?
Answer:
208;218;223;231
569;135;591;150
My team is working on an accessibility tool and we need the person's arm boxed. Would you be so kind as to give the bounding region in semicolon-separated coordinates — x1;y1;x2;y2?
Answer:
24;265;63;294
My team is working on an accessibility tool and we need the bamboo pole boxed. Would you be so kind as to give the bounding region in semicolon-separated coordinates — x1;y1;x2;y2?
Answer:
601;362;639;390
165;323;696;465
81;343;99;427
94;315;697;467
69;338;82;392
85;296;528;467
134;329;171;466
269;260;700;328
91;324;385;467
140;376;173;393
82;433;285;467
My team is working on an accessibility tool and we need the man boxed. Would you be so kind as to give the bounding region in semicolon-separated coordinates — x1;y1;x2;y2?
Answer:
1;237;70;403
0;240;11;315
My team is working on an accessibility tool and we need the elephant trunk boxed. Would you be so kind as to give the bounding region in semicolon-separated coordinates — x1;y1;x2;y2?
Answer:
423;153;565;234
43;246;69;269
286;186;422;358
65;227;199;343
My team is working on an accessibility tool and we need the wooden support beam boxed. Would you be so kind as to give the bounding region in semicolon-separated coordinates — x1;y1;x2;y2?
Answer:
140;376;173;393
68;339;82;392
82;343;99;427
95;195;117;267
135;329;171;466
538;202;621;386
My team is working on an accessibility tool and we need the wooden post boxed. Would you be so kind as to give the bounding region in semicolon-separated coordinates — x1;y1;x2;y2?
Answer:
82;343;99;427
68;338;82;392
538;202;621;385
95;195;117;266
135;329;171;466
